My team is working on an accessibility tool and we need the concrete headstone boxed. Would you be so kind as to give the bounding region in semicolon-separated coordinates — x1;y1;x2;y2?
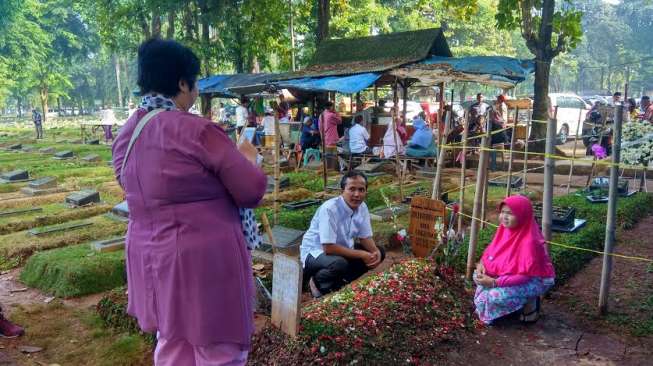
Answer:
0;169;29;181
54;150;74;159
65;189;100;207
90;236;126;252
81;154;101;162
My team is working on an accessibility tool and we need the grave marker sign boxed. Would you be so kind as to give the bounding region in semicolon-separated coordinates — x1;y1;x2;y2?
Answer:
271;252;302;337
408;197;447;258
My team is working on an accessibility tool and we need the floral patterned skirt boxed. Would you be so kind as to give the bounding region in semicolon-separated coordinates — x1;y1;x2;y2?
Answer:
474;275;555;324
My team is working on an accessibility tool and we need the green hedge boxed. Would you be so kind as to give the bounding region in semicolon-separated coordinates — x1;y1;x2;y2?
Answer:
20;243;126;298
451;192;653;284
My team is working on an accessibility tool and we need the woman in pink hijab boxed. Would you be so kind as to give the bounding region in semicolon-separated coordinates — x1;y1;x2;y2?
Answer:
473;195;555;324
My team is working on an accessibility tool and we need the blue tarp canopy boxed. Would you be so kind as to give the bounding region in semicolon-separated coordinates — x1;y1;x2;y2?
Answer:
198;73;278;97
273;73;381;94
390;56;535;88
198;56;534;97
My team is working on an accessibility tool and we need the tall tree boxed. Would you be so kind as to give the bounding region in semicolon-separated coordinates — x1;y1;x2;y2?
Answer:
316;0;330;44
492;0;582;148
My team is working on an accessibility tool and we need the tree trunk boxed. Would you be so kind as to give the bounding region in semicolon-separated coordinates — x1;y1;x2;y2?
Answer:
316;0;330;44
40;85;48;124
199;0;211;75
121;57;131;104
16;98;22;118
167;10;175;39
234;24;245;73
289;0;296;71
531;59;552;152
151;9;162;38
114;54;123;107
184;3;194;41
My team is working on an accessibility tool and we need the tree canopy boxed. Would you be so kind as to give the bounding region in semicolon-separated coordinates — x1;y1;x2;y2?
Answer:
0;0;649;118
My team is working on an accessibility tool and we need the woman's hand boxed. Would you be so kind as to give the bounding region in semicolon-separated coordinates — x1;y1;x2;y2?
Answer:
238;139;258;164
476;274;496;288
476;261;485;275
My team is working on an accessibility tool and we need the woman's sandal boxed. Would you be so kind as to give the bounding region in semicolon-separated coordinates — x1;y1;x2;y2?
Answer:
519;297;541;324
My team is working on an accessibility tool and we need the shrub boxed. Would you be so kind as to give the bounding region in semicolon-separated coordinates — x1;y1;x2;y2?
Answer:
96;287;156;344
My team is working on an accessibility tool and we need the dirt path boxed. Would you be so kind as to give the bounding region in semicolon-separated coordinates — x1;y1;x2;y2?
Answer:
446;216;653;366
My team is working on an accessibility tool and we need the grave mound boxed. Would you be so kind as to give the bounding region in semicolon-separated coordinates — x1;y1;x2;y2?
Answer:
20;243;126;298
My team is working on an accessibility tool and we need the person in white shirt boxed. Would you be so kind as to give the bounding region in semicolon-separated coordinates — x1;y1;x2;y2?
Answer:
348;115;371;154
301;171;384;298
235;98;249;134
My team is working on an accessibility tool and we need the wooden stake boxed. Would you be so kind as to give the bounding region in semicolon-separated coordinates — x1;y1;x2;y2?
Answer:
261;213;277;250
505;107;519;197
598;105;624;315
432;110;450;200
466;124;490;281
319;103;328;194
542;106;558;245
274;111;281;225
566;109;584;194
392;79;404;201
458;111;469;233
522;111;531;188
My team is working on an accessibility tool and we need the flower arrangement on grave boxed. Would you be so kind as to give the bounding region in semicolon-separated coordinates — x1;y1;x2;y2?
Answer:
292;259;472;364
379;188;409;253
621;121;653;167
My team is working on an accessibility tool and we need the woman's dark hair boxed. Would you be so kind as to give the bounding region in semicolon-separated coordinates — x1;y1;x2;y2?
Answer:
340;170;368;190
137;39;201;97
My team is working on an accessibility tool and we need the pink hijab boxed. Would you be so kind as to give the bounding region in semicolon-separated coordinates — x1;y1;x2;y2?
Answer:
481;195;556;278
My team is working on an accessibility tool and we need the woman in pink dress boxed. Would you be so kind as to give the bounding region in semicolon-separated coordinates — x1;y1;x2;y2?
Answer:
112;39;266;365
473;195;556;324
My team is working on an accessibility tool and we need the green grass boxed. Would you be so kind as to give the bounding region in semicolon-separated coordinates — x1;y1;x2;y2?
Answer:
0;202;112;235
9;302;151;366
0;215;126;269
20;243;126;298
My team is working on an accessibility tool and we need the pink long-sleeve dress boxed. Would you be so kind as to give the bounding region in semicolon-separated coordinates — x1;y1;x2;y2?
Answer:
112;109;267;347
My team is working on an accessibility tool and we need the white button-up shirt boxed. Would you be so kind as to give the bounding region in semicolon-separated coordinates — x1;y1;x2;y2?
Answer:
348;123;370;154
300;196;373;266
235;105;248;127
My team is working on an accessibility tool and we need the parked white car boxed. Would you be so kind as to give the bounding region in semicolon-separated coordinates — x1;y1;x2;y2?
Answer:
549;93;591;143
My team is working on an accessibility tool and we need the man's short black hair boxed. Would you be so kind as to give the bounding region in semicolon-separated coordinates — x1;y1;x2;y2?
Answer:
642;96;650;102
613;92;622;97
340;170;368;190
354;115;363;123
324;101;334;108
137;38;201;98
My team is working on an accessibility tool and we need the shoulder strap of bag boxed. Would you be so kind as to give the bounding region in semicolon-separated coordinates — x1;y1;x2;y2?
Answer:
120;109;164;184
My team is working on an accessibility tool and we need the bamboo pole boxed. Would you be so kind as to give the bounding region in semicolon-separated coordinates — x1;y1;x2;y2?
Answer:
522;110;532;188
432;110;450;200
465;122;490;281
274;111;281;225
542;106;558;246
392;79;404;201
566;109;584;194
458;111;469;233
480;166;489;229
319;100;328;194
598;105;624;315
505;107;519;197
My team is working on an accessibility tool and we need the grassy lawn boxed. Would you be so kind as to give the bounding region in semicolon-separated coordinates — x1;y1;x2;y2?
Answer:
7;301;151;366
0;215;126;270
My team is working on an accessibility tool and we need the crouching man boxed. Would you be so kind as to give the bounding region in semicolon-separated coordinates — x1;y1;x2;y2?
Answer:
301;171;385;298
